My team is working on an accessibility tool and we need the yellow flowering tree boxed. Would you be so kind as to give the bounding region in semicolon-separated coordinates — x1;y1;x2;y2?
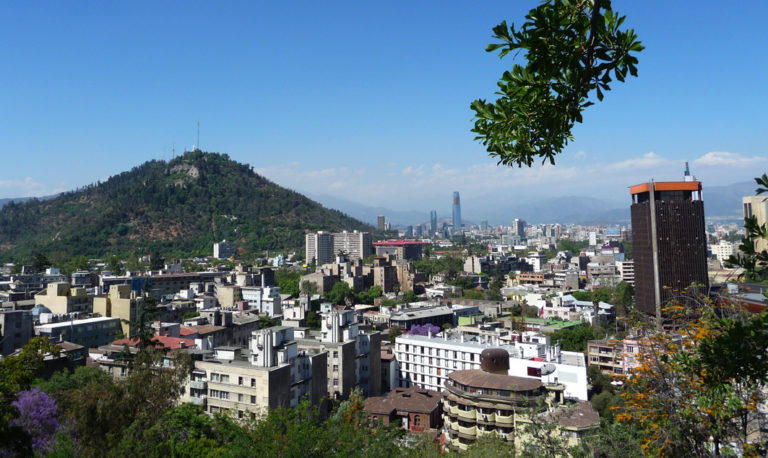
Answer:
614;295;768;456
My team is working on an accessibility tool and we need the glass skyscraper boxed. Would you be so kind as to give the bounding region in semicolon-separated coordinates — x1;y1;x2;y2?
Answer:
452;191;461;233
430;210;437;235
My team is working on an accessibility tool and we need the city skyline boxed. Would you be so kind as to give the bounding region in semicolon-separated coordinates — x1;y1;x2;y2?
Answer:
1;1;766;210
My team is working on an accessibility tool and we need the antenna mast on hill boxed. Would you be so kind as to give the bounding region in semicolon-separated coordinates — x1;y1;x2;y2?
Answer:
172;143;175;159
197;120;200;151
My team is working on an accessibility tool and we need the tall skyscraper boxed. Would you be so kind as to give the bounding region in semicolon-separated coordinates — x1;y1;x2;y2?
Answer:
430;210;437;235
377;215;386;231
630;178;708;325
512;218;526;238
452;191;461;233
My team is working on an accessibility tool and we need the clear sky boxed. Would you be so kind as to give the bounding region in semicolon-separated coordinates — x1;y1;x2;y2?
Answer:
1;1;767;219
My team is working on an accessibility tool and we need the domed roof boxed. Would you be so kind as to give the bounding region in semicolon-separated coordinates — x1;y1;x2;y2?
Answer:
481;348;510;373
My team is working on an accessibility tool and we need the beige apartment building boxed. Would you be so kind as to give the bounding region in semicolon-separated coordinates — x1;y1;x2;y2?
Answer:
93;284;140;338
34;282;92;314
743;195;768;252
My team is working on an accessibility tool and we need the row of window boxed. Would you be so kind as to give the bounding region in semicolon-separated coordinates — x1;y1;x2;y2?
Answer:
397;345;478;361
210;372;259;387
208;389;259;404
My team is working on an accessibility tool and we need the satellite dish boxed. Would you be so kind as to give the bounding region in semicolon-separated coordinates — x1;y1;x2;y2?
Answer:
540;363;556;376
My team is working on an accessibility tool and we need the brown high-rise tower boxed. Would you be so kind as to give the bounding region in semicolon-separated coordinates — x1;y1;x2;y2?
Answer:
630;179;708;324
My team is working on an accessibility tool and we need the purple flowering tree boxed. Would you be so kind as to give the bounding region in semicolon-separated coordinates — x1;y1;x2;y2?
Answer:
10;388;60;451
408;323;441;336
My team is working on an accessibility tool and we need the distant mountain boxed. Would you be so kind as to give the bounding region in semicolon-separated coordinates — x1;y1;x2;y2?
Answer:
0;195;57;209
309;194;434;227
702;181;755;219
0;151;372;260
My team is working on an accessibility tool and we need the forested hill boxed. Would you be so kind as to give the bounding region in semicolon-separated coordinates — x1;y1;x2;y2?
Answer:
0;151;372;260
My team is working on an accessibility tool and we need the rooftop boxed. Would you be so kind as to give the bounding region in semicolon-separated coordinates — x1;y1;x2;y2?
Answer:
373;240;429;246
448;369;542;392
364;386;443;415
629;181;702;195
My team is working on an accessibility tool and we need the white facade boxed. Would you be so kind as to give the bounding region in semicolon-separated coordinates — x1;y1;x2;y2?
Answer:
213;240;236;260
241;286;282;317
526;252;547;273
615;260;635;286
710;241;736;264
395;332;588;401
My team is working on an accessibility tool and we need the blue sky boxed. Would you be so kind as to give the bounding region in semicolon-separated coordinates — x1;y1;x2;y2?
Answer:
1;1;767;219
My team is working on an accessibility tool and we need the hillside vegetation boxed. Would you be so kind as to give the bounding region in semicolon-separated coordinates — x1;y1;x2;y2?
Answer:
0;151;371;260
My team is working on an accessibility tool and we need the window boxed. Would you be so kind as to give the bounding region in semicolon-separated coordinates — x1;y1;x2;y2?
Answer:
251;395;256;404
527;366;542;377
333;351;338;358
413;415;421;426
238;376;244;385
333;365;338;372
333;378;339;386
251;378;256;387
470;353;475;361
238;393;244;402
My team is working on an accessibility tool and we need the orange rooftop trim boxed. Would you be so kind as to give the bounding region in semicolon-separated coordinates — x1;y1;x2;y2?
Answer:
629;181;701;195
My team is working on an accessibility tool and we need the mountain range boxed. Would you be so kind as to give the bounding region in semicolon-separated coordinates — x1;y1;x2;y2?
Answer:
0;151;371;261
311;181;755;227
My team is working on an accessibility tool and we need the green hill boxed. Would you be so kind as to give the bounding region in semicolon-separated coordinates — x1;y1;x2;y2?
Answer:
0;151;373;260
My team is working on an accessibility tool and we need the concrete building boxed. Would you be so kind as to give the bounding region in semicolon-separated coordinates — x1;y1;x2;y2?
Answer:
34;282;92;315
615;260;635;286
36;316;122;348
332;230;373;260
213;240;236;260
241;286;282;317
430;210;437;235
743;195;768;252
378;215;386;232
525;252;547;273
297;305;382;399
442;348;598;453
183;326;328;417
630;179;708;322
369;257;398;293
93;284;140;338
306;231;335;265
373;240;428;261
0;310;34;356
395;331;588;401
710;241;737;264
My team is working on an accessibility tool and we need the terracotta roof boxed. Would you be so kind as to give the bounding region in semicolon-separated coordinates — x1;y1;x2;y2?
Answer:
188;324;227;335
448;369;542;392
364;387;443;415
179;326;198;336
112;335;195;349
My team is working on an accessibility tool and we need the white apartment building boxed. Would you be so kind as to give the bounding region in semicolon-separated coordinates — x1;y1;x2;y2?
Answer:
525;252;547;273
709;241;737;264
213;240;236;260
615;260;635;286
241;286;282;317
297;304;382;399
332;230;373;260
395;331;588;401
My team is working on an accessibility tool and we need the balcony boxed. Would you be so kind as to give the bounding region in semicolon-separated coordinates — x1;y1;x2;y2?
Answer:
495;412;514;424
189;395;207;406
456;408;476;421
190;380;207;390
458;424;477;437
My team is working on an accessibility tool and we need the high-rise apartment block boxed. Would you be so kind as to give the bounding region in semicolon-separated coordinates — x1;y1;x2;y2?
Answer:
377;215;386;231
332;230;373;260
743;195;768;252
305;232;335;265
452;192;461;233
630;179;708;322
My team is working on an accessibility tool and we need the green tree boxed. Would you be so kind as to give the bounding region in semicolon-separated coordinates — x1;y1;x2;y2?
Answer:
727;173;768;281
548;323;599;352
326;281;353;305
388;326;403;343
471;0;643;166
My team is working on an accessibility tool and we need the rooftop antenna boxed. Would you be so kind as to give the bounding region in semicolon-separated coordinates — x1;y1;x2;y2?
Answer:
197;120;200;152
172;143;175;159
